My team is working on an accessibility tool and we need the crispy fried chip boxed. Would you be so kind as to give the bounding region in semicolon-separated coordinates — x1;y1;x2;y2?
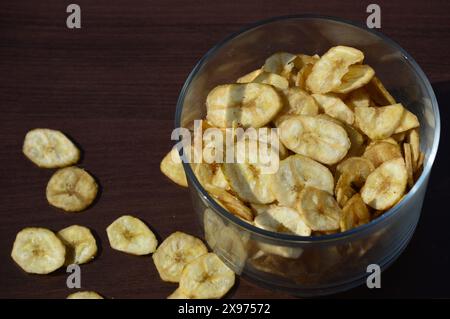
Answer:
262;52;297;77
333;65;375;94
365;76;396;105
361;158;407;210
270;154;334;207
23;128;80;168
11;227;66;274
407;129;420;171
278;115;350;165
394;109;420;134
46;167;98;212
161;148;188;187
340;194;370;232
236;69;263;83
57;225;97;265
403;143;414;188
363;141;402;168
254;205;311;236
306;46;364;93
67;291;103;299
354;104;404;140
252;72;289;90
206;185;254;221
296;187;342;231
312;93;354;125
153;231;208;283
106;215;158;255
274;88;319;125
179;253;235;299
345;87;371;109
206;83;282;128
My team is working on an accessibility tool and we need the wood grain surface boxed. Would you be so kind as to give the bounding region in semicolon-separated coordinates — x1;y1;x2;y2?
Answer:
0;0;449;299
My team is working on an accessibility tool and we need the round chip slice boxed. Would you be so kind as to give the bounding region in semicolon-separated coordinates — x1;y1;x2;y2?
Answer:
206;83;282;128
67;291;103;299
270;154;334;207
340;194;370;232
262;52;297;77
345;87;371;109
23;128;80;168
252;72;289;90
312;93;354;125
394;109;420;134
179;253;235;299
106;215;158;255
160;148;188;187
354;104;404;140
361;158;407;210
57;225;97;265
278;115;350;165
296;187;342;231
274;88;319;126
206;185;254;221
333;64;375;94
46;167;98;212
363;141;402;168
306;46;364;94
11;227;66;274
254;205;311;236
153;231;208;283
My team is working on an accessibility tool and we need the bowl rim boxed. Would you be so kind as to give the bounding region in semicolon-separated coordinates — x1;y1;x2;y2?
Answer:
175;14;441;243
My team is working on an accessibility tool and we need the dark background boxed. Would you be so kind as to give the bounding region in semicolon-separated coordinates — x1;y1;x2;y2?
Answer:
0;0;449;299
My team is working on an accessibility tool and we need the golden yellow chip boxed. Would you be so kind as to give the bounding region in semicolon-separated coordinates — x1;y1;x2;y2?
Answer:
252;72;289;90
236;69;263;83
363;141;402;168
403;143;414;188
340;194;370;232
365;76;396;105
67;291;103;299
206;185;254;221
160;148;188;187
312;93;354;125
254;205;311;236
57;225;97;265
333;65;375;94
354;104;404;140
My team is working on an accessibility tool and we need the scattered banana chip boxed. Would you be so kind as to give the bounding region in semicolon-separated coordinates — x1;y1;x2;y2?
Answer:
270;154;334;207
254;205;311;236
11;227;66;274
394;109;420;134
179;253;235;299
46;167;98;212
333;65;375;94
262;52;297;78
206;185;254;221
354;104;404;140
340;194;370;232
67;291;103;299
252;72;289;90
306;46;364;93
153;231;208;283
167;288;191;299
237;69;263;83
365;76;396;105
206;83;282;128
57;225;97;265
297;187;342;231
312;93;354;125
403;143;414;188
160;148;188;187
23;128;80;168
278;115;350;165
361;158;407;210
106;215;158;255
363;141;402;168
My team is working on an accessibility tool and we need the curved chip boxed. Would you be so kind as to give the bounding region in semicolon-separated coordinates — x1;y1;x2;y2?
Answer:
254;205;311;236
363;141;402;168
23;128;80;168
333;64;375;94
278;115;350;165
354;104;404;140
403;143;414;188
67;291;103;299
394;109;420;134
237;69;263;83
46;167;98;212
206;83;282;128
306;46;364;93
11;227;66;274
270;154;334;207
407;129;420;170
274;88;319;125
206;185;254;221
340;194;370;232
361;158;407;210
345;87;371;109
366;76;396;105
161;148;188;187
57;225;97;265
335;157;375;182
153;231;208;283
312;93;354;125
262;52;297;77
106;215;158;255
296;187;342;231
179;253;235;299
252;72;289;90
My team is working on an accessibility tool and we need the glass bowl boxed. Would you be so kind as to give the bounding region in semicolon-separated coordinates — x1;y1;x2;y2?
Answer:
174;15;440;296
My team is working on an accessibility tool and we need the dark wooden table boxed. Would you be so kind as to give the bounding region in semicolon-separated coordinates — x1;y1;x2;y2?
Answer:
1;0;449;299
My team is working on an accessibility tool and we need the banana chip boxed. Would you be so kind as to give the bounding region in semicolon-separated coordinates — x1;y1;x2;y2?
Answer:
270;154;334;207
46;167;98;212
11;227;66;274
57;225;97;265
294;54;319;89
237;69;263;83
252;72;289;90
335;157;375;181
179;253;235;299
262;52;297;78
297;187;342;231
354;104;404;140
403;143;414;188
306;46;364;93
274;88;319;125
153;231;208;283
340;194;370;232
206;83;282;128
278;115;350;165
366;76;396;105
161;148;188;187
333;65;375;94
23;128;80;168
254;205;311;236
312;93;354;125
407;129;420;170
361;158;407;210
394;109;420;134
67;291;103;299
106;215;158;255
363;141;402;168
206;185;254;221
345;87;371;109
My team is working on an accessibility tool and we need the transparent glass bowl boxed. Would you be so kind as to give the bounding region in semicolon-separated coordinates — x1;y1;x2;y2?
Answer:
175;15;440;296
